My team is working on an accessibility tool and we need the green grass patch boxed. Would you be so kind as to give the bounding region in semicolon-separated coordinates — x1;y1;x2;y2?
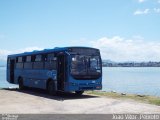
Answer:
85;91;160;106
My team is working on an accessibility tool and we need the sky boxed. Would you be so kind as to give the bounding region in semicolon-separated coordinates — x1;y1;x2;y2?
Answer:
0;0;160;62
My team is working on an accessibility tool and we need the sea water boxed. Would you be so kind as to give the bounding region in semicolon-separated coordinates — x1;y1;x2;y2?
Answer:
0;67;15;88
102;67;160;96
0;67;160;96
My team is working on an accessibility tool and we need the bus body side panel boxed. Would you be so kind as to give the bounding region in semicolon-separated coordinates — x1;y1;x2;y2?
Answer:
14;69;57;89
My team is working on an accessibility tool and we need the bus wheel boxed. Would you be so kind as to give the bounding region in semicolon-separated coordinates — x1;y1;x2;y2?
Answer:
47;81;57;96
75;91;84;95
18;78;25;90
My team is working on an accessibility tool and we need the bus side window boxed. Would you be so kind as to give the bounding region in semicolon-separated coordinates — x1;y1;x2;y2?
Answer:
26;56;31;62
44;53;57;70
33;55;43;69
16;57;23;69
18;57;23;62
35;55;41;62
24;56;32;69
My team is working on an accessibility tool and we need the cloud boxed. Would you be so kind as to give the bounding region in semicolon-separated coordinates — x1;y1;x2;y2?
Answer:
134;8;160;15
0;47;43;61
91;36;160;62
1;41;160;62
137;0;160;3
17;47;43;53
134;9;150;15
154;8;160;13
0;49;11;61
134;1;160;15
138;0;146;3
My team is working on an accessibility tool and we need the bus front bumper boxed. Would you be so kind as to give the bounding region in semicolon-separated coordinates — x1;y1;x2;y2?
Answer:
65;82;102;91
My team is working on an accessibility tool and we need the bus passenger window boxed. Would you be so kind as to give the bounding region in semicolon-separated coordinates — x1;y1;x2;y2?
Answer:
44;53;57;70
24;56;32;69
26;56;31;62
35;55;42;62
18;57;23;62
33;55;43;69
47;53;55;61
16;57;23;69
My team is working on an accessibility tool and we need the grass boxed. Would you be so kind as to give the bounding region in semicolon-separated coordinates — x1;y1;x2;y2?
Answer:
85;91;160;106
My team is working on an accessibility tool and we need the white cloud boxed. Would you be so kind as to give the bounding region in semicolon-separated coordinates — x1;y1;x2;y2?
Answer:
138;0;146;3
2;41;160;62
0;47;43;61
138;0;160;3
0;49;11;61
91;36;160;62
134;9;150;15
17;47;43;53
134;8;160;15
154;8;160;13
134;1;160;15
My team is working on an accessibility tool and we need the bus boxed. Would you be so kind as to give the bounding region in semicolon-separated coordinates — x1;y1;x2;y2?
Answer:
7;47;102;95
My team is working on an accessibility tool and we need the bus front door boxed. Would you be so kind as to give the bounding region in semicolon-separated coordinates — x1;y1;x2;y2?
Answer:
57;53;66;91
10;59;15;83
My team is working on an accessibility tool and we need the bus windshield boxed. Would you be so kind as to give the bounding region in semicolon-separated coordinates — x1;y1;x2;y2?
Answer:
70;55;101;79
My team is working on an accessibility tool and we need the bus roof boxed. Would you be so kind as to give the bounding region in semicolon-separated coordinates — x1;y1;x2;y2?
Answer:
8;46;99;58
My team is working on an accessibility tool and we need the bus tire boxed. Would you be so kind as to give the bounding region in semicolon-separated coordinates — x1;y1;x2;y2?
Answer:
75;91;84;95
47;81;57;96
18;78;25;90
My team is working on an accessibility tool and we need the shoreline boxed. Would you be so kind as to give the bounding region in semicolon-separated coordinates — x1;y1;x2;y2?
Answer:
85;91;160;106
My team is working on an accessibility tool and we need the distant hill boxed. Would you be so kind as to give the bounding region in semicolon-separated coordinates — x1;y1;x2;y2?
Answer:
102;59;116;63
102;60;160;67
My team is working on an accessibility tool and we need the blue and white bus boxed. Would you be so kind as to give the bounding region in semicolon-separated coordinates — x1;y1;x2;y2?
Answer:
7;47;102;95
